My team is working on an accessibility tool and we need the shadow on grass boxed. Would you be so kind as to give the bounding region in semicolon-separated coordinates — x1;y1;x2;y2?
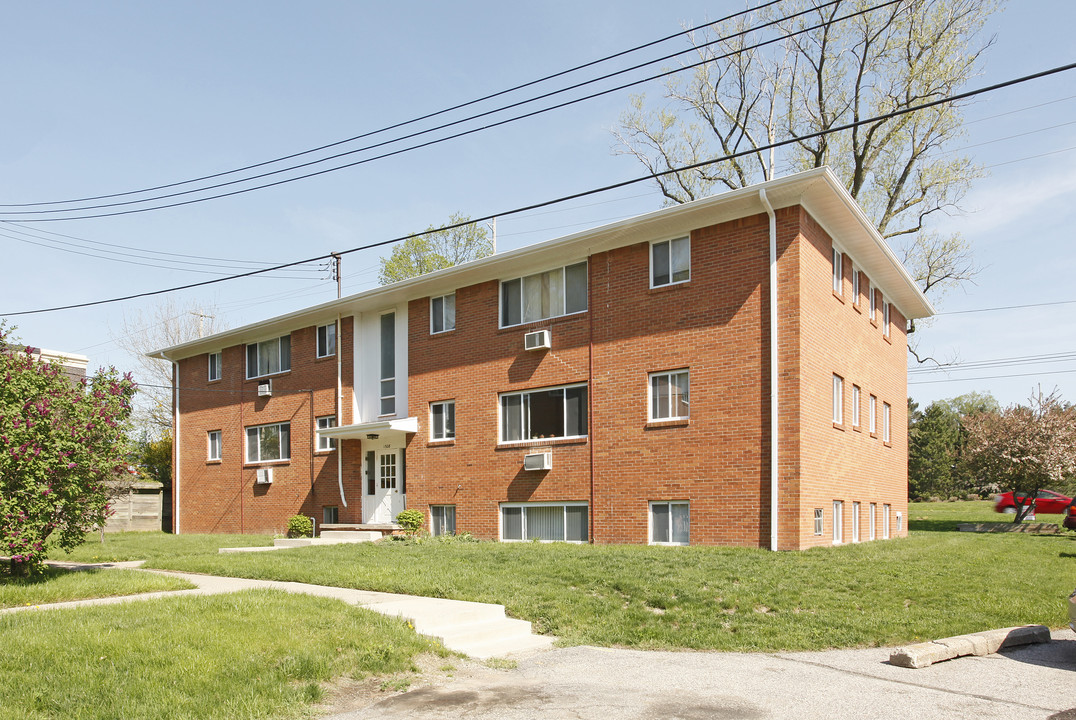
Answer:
0;565;96;586
908;519;965;532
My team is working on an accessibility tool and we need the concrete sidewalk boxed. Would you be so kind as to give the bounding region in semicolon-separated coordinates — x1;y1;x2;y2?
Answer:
4;562;555;659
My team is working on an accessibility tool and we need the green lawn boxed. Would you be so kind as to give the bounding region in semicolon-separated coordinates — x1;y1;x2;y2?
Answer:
55;531;273;563
0;589;445;720
908;499;1070;532
0;567;194;608
134;509;1076;652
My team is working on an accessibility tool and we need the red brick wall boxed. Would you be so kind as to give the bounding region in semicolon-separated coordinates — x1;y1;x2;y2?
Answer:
174;319;361;534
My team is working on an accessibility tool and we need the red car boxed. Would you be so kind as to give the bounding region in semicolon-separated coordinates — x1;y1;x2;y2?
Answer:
994;490;1073;515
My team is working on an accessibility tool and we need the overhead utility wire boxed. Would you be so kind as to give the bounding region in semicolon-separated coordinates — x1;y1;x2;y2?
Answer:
4;59;1074;317
2;0;870;220
0;0;789;210
909;368;1076;385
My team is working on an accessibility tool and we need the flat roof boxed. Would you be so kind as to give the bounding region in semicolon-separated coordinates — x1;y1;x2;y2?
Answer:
151;167;934;361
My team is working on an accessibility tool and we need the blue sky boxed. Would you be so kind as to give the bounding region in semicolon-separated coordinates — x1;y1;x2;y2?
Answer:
1;0;1074;410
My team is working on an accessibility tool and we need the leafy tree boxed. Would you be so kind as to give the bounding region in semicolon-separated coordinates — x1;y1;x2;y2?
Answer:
612;0;1000;304
379;213;493;284
909;392;999;499
0;326;137;575
963;390;1076;522
135;431;172;486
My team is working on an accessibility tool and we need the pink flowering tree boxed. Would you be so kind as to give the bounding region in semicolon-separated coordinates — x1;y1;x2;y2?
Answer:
963;389;1076;523
0;326;136;575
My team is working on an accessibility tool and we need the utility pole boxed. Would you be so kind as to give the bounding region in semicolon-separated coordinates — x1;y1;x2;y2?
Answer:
189;312;214;338
331;252;342;299
487;217;497;254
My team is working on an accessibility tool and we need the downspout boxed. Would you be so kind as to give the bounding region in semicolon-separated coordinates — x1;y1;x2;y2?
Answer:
336;314;347;508
172;361;180;534
588;258;595;544
759;189;779;552
239;380;244;533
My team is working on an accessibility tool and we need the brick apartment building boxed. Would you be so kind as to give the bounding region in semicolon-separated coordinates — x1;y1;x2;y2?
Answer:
152;168;933;549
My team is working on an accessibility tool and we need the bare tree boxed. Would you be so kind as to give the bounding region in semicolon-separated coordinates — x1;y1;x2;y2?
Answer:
111;299;224;437
613;0;999;303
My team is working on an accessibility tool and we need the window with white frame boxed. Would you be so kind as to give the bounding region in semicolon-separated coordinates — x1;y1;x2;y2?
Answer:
883;402;891;443
832;247;843;295
245;422;290;463
851;385;861;428
869;395;878;435
208;352;222;382
832;374;844;425
650;501;690;545
207;430;222;461
651;237;690;287
832;500;843;544
430;400;455;440
316;322;336;358
316;416;337;451
380;312;395;416
869;503;877;540
896;511;903;532
851;264;860;304
500;262;587;327
323;506;338;524
649;370;689;421
869;283;877;320
852;502;860;543
246;336;291;379
882;299;891;337
431;505;456;536
813;508;824;536
500;383;587;442
883;503;891;539
501;502;588;542
431;293;456;334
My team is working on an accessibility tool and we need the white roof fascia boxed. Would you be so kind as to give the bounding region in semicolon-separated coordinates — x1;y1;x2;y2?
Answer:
150;167;932;361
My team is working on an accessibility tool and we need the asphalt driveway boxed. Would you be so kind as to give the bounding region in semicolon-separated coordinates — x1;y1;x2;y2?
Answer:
328;631;1076;720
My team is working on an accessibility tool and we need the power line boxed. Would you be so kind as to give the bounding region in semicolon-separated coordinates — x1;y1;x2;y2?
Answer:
0;0;893;221
935;299;1076;316
4;59;1075;317
909;368;1076;385
909;351;1076;375
0;0;791;211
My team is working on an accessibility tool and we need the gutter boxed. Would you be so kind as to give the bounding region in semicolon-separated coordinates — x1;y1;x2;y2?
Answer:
336;314;346;508
172;362;181;534
759;189;779;552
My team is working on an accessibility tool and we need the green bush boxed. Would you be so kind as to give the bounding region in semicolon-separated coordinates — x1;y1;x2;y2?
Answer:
395;509;424;535
286;515;313;538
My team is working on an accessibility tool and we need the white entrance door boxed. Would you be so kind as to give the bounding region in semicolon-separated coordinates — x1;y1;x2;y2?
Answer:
370;450;404;524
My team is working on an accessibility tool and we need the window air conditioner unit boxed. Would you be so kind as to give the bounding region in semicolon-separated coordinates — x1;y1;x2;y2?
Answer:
255;467;273;485
524;329;551;351
257;380;272;397
523;452;552;471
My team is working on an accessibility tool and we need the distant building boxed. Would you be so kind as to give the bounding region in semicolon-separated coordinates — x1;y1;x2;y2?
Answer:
27;346;89;385
152;168;932;549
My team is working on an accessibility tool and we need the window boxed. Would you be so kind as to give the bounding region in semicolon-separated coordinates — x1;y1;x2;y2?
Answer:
245;422;290;463
651;237;690;287
832;247;843;295
869;503;877;540
851;265;860;304
883;402;891;443
431;505;456;536
882;300;891;337
430;400;455;440
317;322;336;358
832;374;844;425
246;336;291;379
380;312;395;416
869;284;877;320
500;383;587;442
852;502;860;543
851;385;861;429
208;352;222;382
431;294;456;334
833;500;843;544
649;370;689;421
650;501;690;545
869;395;878;435
207;430;221;461
501;503;588;542
883;503;891;539
813;508;824;536
316;416;337;451
500;262;587;327
323;506;338;525
380;453;397;490
896;511;903;532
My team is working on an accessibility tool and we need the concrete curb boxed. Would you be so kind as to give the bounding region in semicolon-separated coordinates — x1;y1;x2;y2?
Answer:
890;624;1051;668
